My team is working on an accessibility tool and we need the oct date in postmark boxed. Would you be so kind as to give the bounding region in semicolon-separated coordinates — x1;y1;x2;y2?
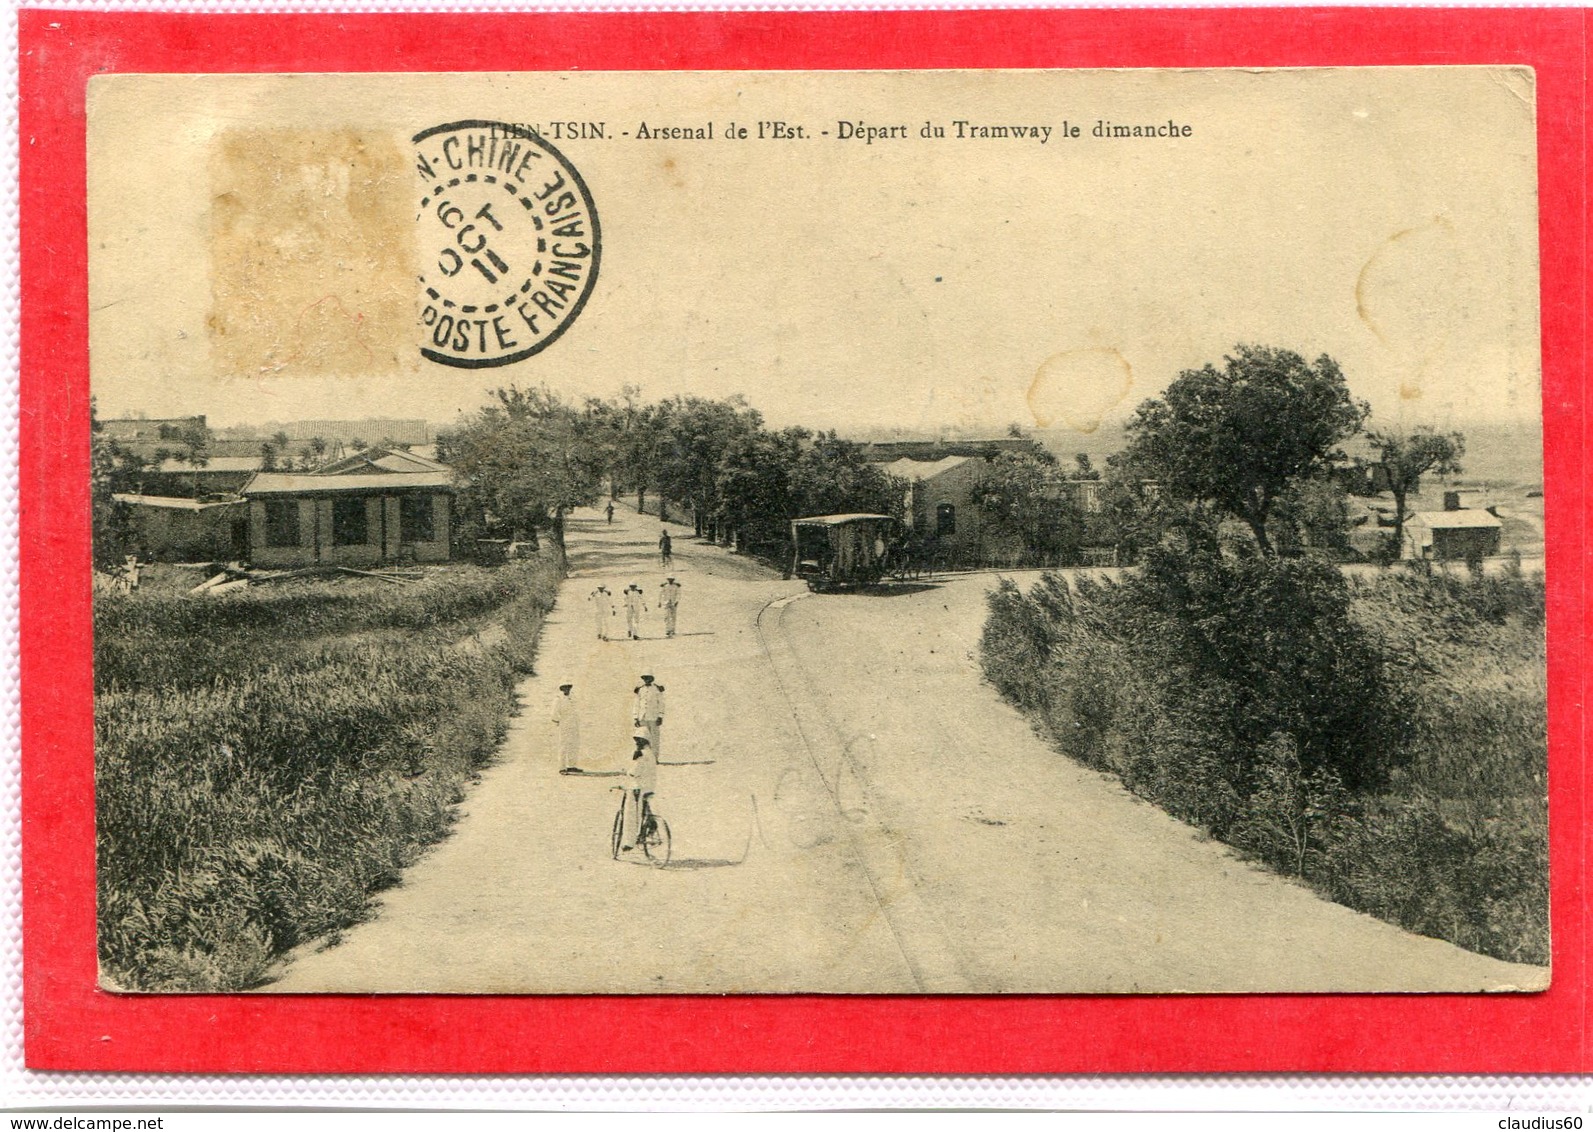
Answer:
414;120;600;368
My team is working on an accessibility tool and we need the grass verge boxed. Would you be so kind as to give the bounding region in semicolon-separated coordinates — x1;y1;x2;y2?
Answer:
95;555;563;991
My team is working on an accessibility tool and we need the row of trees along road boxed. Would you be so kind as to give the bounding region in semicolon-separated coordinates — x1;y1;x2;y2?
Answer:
436;386;900;558
438;347;1464;566
1116;344;1465;558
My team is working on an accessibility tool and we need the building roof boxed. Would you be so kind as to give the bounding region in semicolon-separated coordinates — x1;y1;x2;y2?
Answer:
241;471;454;496
883;456;974;482
316;447;449;476
791;514;898;526
112;493;246;511
156;456;264;474
1412;509;1502;529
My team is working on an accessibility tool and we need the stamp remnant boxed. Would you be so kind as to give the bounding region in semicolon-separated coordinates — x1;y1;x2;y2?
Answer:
414;120;600;368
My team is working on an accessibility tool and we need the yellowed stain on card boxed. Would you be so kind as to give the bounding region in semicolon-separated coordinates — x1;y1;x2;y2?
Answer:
209;129;415;377
1355;215;1461;403
1028;347;1134;433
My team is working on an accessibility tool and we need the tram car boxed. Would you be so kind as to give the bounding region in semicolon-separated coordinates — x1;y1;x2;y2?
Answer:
788;513;901;591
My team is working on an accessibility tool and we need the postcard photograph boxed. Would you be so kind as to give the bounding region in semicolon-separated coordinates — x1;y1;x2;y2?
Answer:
86;67;1549;994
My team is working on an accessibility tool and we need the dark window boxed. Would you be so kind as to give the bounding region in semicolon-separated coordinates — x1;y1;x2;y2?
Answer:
332;497;369;546
400;494;435;543
936;502;957;536
265;500;300;547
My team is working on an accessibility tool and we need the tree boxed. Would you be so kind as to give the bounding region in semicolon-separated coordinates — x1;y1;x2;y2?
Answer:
1073;452;1100;481
714;428;803;551
1123;344;1368;556
1366;426;1465;552
157;420;212;495
1273;478;1354;559
975;452;1086;566
655;396;763;539
89;399;141;566
436;385;606;553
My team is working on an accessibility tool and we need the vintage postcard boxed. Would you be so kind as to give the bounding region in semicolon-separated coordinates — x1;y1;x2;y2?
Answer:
86;66;1548;997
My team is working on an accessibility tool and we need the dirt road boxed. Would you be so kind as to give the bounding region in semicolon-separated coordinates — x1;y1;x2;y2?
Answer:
270;504;1547;993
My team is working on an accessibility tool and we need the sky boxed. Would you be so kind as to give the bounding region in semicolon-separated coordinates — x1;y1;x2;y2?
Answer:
88;68;1542;441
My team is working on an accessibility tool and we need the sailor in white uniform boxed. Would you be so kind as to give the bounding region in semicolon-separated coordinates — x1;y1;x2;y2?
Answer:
552;682;581;774
623;583;648;640
658;576;683;638
632;673;666;762
589;585;616;641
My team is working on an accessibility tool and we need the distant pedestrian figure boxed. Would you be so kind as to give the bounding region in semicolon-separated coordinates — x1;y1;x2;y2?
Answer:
120;555;142;595
619;735;658;851
633;673;666;761
659;576;682;638
590;585;616;641
552;683;582;774
606;501;615;524
623;584;648;639
659;530;673;567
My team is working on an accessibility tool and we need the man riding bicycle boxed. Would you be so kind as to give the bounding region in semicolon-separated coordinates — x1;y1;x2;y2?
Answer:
618;734;658;852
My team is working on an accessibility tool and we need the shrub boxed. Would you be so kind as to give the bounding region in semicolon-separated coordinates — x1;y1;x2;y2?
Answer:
978;558;1548;964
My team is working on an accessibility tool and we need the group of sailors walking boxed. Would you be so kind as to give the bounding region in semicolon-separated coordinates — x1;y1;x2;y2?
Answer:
589;573;683;641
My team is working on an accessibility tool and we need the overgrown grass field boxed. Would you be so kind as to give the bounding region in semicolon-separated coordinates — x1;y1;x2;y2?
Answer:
95;557;563;991
981;555;1548;965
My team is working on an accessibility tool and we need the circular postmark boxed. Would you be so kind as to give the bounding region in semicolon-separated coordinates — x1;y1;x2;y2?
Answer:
413;120;600;368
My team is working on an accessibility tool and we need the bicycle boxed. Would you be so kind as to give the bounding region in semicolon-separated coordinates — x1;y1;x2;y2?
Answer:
610;786;672;867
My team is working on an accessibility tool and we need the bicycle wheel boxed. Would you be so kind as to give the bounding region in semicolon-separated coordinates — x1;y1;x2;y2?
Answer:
643;816;672;867
611;805;624;860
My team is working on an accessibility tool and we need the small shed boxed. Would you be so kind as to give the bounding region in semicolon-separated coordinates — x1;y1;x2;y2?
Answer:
240;471;454;567
111;494;248;562
1405;509;1502;561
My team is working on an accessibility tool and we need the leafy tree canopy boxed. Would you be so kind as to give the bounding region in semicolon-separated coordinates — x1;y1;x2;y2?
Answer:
1124;344;1368;555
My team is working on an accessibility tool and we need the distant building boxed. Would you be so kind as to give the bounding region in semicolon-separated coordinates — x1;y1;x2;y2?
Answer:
272;419;431;446
98;416;207;460
112;494;248;562
239;471;454;567
1057;478;1103;514
863;437;1044;463
1332;436;1394;497
885;456;988;562
1405;509;1502;561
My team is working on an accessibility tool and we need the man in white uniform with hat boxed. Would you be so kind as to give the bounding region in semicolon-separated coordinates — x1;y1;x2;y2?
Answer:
632;672;665;762
623;583;648;640
589;585;616;641
658;576;683;638
552;682;581;774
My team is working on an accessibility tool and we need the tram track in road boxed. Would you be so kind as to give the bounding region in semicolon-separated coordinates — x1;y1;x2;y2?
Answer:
754;590;975;994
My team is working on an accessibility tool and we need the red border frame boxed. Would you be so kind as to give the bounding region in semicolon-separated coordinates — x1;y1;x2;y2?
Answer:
20;8;1589;1073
